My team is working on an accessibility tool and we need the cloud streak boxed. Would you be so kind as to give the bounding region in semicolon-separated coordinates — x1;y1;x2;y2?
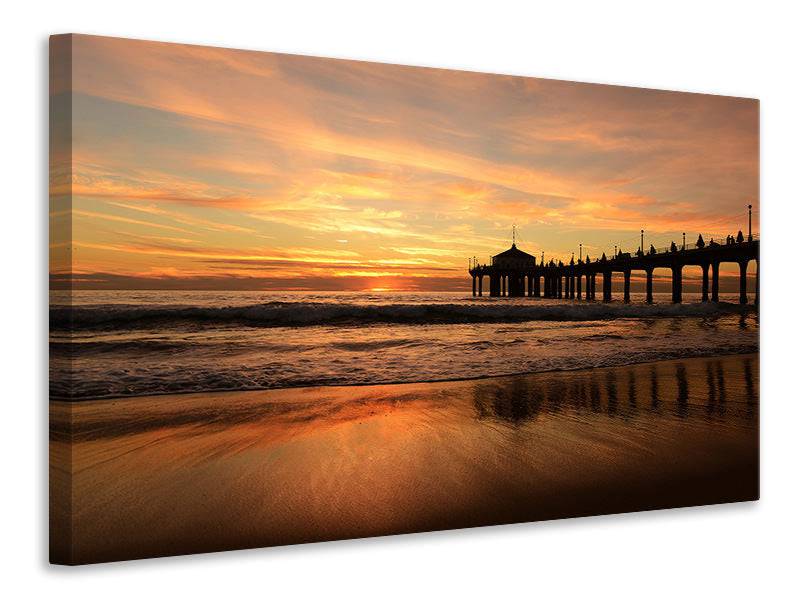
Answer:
54;35;759;290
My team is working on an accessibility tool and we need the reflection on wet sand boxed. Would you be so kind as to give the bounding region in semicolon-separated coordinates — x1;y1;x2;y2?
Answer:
650;364;660;409
675;363;689;418
473;356;758;426
627;370;637;410
51;354;759;565
744;358;757;419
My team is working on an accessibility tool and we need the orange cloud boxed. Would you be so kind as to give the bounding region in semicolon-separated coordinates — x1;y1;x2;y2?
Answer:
54;34;759;290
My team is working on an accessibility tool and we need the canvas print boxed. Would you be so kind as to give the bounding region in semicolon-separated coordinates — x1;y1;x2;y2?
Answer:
49;34;759;565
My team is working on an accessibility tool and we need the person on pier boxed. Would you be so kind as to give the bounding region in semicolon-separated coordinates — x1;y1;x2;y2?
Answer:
696;234;705;248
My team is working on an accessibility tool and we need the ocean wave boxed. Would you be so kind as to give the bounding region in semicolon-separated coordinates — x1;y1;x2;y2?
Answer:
49;340;192;354
49;337;433;356
51;300;753;330
49;341;759;401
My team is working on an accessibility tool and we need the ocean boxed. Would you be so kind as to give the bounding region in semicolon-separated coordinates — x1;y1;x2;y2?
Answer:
49;290;759;401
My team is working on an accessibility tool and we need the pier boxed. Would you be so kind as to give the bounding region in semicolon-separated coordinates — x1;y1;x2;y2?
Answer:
469;221;759;305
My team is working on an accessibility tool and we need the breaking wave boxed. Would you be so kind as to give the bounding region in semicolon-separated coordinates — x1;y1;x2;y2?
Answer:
49;291;759;401
51;300;752;330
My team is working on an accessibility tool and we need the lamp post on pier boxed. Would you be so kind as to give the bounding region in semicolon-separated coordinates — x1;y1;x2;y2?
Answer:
640;230;644;254
748;204;753;241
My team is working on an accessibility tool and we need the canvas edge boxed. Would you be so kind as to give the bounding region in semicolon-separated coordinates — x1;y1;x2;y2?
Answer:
49;32;75;566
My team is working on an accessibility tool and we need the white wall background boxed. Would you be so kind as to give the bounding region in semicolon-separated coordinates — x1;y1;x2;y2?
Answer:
2;1;798;597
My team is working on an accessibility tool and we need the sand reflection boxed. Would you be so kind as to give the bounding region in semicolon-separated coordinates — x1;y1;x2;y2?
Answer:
51;354;759;564
472;356;757;426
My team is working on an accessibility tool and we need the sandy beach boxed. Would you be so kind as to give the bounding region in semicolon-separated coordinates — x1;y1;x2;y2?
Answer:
50;353;758;564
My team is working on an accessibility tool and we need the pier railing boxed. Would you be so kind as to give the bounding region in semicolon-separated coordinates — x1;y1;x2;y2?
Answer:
639;234;760;258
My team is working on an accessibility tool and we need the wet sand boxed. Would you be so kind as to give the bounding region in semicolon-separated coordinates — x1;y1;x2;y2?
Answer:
50;354;759;564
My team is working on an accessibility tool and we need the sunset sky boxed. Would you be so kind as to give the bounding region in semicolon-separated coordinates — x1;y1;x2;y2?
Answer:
50;34;759;291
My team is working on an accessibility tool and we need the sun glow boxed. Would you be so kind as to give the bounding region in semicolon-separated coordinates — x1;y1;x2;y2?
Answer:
52;35;759;291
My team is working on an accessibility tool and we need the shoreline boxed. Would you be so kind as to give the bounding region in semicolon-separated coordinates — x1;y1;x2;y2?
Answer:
52;353;758;564
51;348;759;404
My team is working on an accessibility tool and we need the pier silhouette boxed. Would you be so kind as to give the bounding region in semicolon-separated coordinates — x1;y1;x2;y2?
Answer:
469;211;759;304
